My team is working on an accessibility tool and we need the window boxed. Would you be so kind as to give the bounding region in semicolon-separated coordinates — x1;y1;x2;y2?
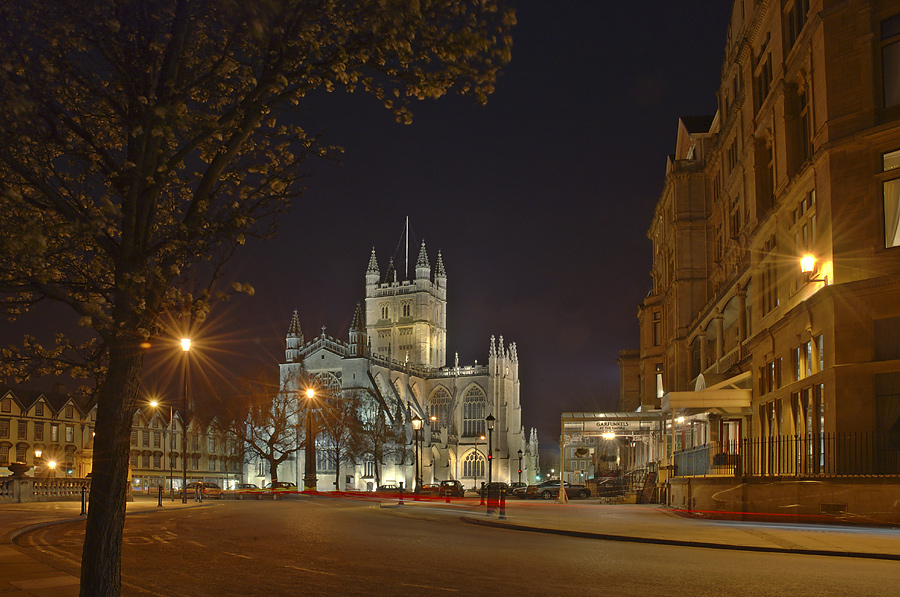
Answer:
153;454;161;468
65;405;73;419
0;445;8;465
17;421;27;440
317;447;336;472
209;436;216;453
65;425;74;443
142;430;150;446
785;0;809;49
656;363;665;399
428;387;451;430
131;430;137;445
34;422;43;441
884;149;900;248
797;87;811;164
380;303;390;320
142;453;150;468
881;14;900;108
761;261;779;315
154;432;161;448
1;399;9;413
402;302;411;318
462;386;486;437
463;450;485;478
816;334;824;372
756;53;773;109
192;456;199;470
0;419;8;439
652;312;662;346
35;403;43;417
51;424;59;442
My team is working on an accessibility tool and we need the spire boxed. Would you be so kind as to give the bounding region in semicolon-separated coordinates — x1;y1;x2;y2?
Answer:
435;251;446;277
350;302;364;332
383;257;397;284
367;247;379;275
287;309;302;338
490;335;496;357
415;240;430;280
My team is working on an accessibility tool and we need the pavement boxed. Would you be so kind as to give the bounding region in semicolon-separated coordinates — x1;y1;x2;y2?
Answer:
3;494;900;595
0;495;206;597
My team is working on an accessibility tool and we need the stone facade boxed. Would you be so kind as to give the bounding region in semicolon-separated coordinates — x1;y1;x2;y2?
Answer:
617;1;900;510
260;240;540;491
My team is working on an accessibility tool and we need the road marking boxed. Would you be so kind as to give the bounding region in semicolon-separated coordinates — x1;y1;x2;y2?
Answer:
223;552;252;559
399;583;459;592
285;565;337;576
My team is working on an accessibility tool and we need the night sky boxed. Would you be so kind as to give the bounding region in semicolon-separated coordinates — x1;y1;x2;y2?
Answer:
7;2;735;452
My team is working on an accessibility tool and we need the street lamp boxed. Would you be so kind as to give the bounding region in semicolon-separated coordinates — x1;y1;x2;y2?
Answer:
800;254;827;283
181;337;191;504
517;449;523;484
485;414;495;485
411;415;422;495
303;388;317;492
150;399;175;501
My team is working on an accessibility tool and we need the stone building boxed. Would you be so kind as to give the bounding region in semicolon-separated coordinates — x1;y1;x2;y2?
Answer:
259;240;540;491
618;0;900;519
0;386;94;478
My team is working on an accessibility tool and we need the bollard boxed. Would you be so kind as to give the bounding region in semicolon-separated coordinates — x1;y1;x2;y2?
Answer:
398;482;404;506
157;485;163;507
486;484;495;516
479;482;485;506
498;487;507;520
80;484;87;516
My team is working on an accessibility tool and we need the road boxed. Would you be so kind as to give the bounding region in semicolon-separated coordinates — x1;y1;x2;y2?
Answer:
15;496;900;596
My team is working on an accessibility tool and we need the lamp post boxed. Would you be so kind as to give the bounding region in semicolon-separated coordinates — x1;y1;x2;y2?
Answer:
181;337;190;504
303;388;317;492
485;414;495;485
411;415;422;495
517;449;523;484
150;399;175;501
476;434;485;503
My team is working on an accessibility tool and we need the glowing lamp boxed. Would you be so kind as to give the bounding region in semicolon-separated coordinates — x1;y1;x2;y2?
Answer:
800;254;816;273
181;338;191;352
602;432;616;440
306;388;314;399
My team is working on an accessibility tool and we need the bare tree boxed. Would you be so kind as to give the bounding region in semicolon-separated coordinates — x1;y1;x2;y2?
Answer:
318;389;362;490
353;390;407;487
227;374;302;486
0;2;512;593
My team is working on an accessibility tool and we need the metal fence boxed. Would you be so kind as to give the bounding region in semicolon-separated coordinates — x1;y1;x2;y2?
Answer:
674;432;900;477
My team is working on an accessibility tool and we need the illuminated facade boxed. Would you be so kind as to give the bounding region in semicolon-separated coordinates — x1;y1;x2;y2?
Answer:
619;0;900;518
267;241;539;491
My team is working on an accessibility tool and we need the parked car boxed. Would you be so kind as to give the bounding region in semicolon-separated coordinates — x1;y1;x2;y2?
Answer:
508;482;527;498
178;481;223;499
233;483;262;499
524;480;590;500
478;481;509;497
263;481;299;496
419;483;441;496
438;479;465;498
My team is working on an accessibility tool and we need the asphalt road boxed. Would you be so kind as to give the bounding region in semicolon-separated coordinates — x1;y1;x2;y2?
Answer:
16;497;900;596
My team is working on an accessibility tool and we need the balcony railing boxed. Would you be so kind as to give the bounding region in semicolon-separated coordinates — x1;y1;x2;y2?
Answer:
674;432;900;478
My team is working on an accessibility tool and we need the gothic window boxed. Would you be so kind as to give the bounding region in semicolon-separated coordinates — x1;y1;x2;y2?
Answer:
428;387;451;429
317;447;336;472
462;385;486;437
380;303;390;320
402;302;411;318
313;372;342;397
462;450;485;478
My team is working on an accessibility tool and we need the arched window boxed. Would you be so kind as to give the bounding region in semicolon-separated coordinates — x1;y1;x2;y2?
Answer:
314;372;342;397
429;386;451;429
463;450;485;478
381;303;390;320
462;385;486;437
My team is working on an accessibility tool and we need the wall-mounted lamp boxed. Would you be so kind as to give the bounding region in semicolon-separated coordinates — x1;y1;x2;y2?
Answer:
800;254;827;284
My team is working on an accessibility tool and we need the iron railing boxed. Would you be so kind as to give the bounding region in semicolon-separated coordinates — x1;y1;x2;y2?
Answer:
674;432;900;477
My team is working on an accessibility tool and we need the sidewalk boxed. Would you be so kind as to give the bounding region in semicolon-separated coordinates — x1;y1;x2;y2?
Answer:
383;497;900;561
0;496;206;597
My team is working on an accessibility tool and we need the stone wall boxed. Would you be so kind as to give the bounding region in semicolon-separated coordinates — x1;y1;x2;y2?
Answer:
669;476;900;525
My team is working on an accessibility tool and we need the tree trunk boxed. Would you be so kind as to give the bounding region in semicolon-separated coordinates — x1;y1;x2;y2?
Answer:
80;341;144;596
335;457;341;491
269;459;278;485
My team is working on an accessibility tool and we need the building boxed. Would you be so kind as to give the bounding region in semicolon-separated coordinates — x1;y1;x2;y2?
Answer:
128;407;243;495
252;240;540;491
0;386;94;478
616;0;900;520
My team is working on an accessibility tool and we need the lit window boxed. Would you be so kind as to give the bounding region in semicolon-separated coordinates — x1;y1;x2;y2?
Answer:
463;451;485;478
462;386;486;437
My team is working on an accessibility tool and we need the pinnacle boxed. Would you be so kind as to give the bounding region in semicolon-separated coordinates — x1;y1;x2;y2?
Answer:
366;247;379;275
287;309;302;337
416;240;429;269
435;251;446;277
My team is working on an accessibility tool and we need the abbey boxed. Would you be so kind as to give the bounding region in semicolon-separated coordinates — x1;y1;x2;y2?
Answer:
268;241;539;491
